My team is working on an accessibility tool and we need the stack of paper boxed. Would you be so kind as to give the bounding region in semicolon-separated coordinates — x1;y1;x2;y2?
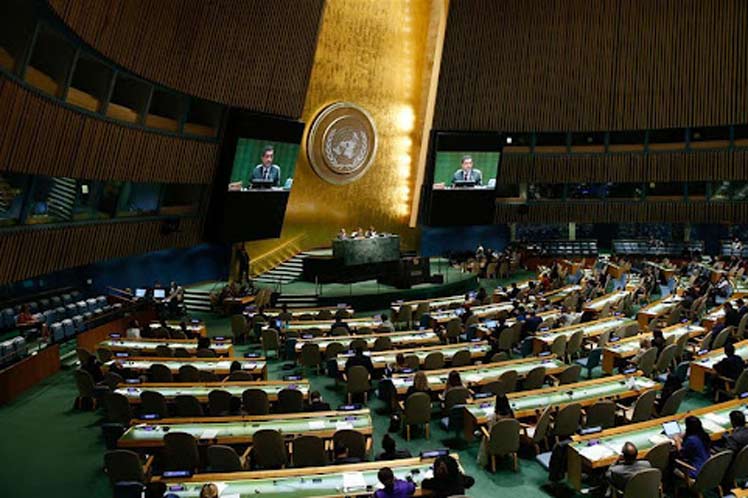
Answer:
308;420;326;430
200;429;219;440
342;472;367;492
336;421;354;430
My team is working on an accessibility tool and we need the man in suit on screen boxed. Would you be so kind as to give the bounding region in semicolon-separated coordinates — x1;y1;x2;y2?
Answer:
249;145;281;187
451;155;482;186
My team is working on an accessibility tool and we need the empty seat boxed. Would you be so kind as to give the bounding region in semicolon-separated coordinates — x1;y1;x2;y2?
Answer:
62;319;75;338
86;298;98;312
51;323;64;343
72;315;85;332
76;301;88;315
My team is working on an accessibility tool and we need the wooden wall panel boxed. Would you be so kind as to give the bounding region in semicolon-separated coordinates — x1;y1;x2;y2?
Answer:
499;149;748;184
0;76;218;183
0;217;204;284
47;0;325;117
436;0;748;132
495;202;748;224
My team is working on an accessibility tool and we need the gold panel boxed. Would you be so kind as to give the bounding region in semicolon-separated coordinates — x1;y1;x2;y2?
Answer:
245;0;446;262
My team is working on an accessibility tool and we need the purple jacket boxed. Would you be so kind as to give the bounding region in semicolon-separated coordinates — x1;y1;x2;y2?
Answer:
373;479;416;498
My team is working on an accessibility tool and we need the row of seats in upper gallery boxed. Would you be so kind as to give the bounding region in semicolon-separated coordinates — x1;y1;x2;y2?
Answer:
0;292;113;341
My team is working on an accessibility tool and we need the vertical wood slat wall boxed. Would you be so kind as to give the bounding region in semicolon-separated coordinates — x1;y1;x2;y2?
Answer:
495;202;748;224
435;0;748;132
46;0;325;117
0;76;219;183
0;218;204;285
499;149;748;184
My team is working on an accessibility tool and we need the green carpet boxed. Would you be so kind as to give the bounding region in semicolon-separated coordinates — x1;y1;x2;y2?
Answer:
0;297;720;498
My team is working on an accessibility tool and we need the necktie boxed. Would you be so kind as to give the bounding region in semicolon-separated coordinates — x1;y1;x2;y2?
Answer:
264;168;270;180
463;171;468;181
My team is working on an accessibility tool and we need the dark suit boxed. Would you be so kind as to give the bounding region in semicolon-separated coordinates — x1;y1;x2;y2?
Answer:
250;164;281;187
726;426;748;452
345;354;374;376
714;353;745;381
725;309;741;328
451;168;482;186
606;460;652;491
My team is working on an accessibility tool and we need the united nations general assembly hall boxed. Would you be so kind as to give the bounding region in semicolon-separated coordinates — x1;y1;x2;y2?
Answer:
4;1;748;497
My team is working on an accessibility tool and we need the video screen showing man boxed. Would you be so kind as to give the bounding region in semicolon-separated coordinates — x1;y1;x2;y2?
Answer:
227;139;299;192
432;151;499;190
250;146;281;188
452;155;482;186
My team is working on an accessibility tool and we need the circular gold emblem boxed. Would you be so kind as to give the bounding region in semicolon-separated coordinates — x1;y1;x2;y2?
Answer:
306;102;377;185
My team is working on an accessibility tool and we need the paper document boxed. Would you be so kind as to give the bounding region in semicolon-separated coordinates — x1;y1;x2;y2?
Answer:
308;420;326;430
648;434;671;446
200;429;219;439
342;472;367;491
579;444;616;461
336;421;354;430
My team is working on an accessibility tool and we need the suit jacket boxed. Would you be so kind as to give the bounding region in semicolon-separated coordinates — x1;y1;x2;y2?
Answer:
726;426;748;452
606;460;652;491
250;164;281;187
452;169;482;185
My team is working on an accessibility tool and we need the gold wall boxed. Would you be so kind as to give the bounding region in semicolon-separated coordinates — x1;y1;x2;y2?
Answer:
245;0;446;264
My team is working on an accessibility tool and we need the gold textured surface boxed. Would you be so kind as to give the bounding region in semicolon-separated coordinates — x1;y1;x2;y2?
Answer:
245;0;445;260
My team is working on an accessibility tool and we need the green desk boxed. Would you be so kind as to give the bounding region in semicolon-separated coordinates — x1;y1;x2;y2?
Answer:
701;294;748;330
119;410;372;449
147;321;207;338
429;302;514;324
636;296;683;327
294;330;440;353
154;456;446;497
390;356;566;395
105;358;267;379
271;318;382;335
532;316;634;353
391;294;467;313
332;234;400;265
335;342;491;371
567;398;747;490
542;285;583;304
114;380;310;404
463;374;659;440
99;338;232;356
602;322;705;374
583;291;630;313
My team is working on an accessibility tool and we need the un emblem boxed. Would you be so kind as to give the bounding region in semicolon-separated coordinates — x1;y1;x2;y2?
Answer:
306;102;377;185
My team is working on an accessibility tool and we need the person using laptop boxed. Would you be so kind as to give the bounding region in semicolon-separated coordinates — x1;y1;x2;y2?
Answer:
451;155;482;186
674;416;711;478
249;145;281;188
606;442;652;493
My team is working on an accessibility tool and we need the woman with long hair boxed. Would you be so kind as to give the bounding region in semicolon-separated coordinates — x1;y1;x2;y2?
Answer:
676;416;711;477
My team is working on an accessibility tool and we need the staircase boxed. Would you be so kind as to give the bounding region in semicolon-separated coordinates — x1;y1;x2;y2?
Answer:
46;177;77;220
254;253;306;285
184;288;213;312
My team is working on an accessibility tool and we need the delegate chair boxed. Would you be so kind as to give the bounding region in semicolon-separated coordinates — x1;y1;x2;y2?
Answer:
208;390;232;416
104;450;154;485
278;388;304;413
618;389;657;424
251;429;288;469
196;348;216;358
140;391;168;418
106;393;133;425
403;354;420;370
520;406;552;454
199;371;220;382
373;336;392;351
174;347;190;358
300;343;322;374
499;370;519;393
522;366;546;390
423;352;445;370
349;338;367;351
716;370;748;401
74;369;97;410
481;381;507;396
155;345;173;357
442;386;470;415
445;318;462;343
636;348;657;377
657;387;687;417
331;327;349;337
451;349;472;367
674;450;733;497
164;432;200;472
333;429;368;461
242;389;270;415
317;310;333;320
230;315;249;342
481;418;520;472
550;335;567;358
228;371;254;381
291;435;328;468
174;395;204;417
346;365;371;404
207;445;250;472
645;442;671;475
148;364;173;383
585;401;616;429
552;364;582;386
727;445;748;488
616;468;661;498
551;403;582;443
261;329;281;359
577;348;602;379
178;365;200;382
565;330;584;362
402;392;431;440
